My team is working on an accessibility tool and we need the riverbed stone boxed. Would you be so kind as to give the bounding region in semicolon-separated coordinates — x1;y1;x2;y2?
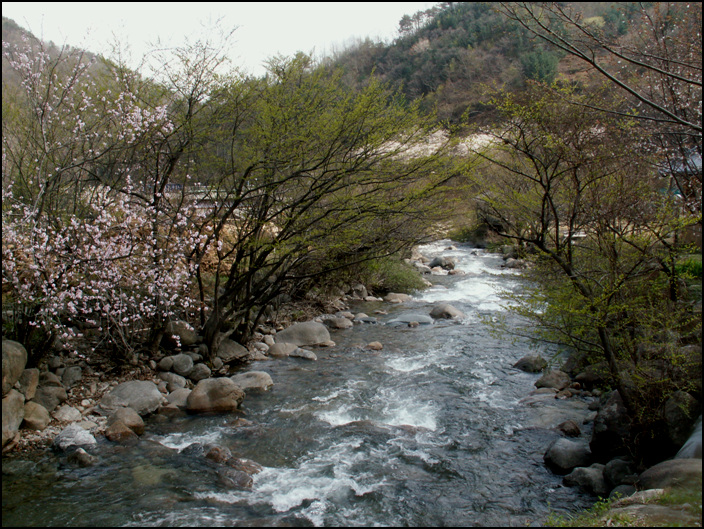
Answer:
186;378;245;413
218;339;250;363
604;458;638;488
105;419;139;443
535;370;571;390
52;404;82;423
386;313;433;326
274;321;331;346
267;342;299;357
22;400;51;431
230;371;274;392
563;463;609;496
32;385;68;413
17;368;39;400
53;423;97;451
637;458;703;490
158;371;187;392
544;437;593;474
323;317;354;330
3;389;25;446
99;380;165;416
429;303;465;319
289;348;317;361
171;353;194;377
3;340;28;396
61;366;83;388
108;406;145;435
513;355;548;373
385;293;412;303
166;388;192;408
189;363;212;382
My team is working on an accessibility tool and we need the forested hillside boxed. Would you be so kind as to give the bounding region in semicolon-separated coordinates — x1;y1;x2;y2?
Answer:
325;2;642;124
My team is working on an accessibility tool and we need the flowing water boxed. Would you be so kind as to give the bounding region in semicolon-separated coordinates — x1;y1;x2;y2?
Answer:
2;241;597;527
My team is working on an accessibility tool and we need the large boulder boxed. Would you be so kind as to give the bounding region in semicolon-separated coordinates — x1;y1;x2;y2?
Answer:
170;353;194;377
429;303;465;319
267;343;299;358
217;339;250;363
428;256;455;270
99;380;165;416
230;371;274;392
157;371;187;392
323;317;354;330
2;340;28;396
513;355;547;373
61;366;83;388
31;385;68;413
544;437;593;474
2;389;25;447
53;423;97;451
638;458;702;490
590;391;632;462
186;378;245;413
675;415;701;459
535;370;571;390
274;321;331;346
107;406;145;435
384;293;413;303
22;400;51;431
386;313;434;327
17;368;39;400
563;464;609;496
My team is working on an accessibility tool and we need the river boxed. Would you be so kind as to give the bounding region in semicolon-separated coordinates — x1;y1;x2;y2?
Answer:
2;240;597;526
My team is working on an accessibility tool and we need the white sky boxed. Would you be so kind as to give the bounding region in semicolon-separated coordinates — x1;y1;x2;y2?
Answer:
2;2;437;76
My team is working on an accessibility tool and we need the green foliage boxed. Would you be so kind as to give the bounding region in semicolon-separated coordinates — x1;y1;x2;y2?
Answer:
520;49;559;83
358;257;428;295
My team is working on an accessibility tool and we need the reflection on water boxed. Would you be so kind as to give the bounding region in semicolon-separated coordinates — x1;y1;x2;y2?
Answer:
2;241;595;527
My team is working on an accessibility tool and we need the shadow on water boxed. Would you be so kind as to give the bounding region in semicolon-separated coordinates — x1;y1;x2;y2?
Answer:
2;241;597;527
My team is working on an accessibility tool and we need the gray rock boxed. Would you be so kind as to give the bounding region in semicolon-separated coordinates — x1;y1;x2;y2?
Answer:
349;283;368;299
218;339;250;363
274;321;331;346
22;400;51;431
2;340;28;396
289;348;317;361
32;385;68;413
61;366;83;388
52;405;82;423
429;303;465;319
386;313;434;326
99;380;165;416
53;423;97;451
323;317;354;330
675;415;701;459
39;371;63;387
157;371;187;392
186;378;245;413
544;437;593;474
2;389;26;446
158;356;174;371
108;406;145;435
384;293;413;303
609;484;637;499
17;368;39;400
66;447;97;467
513;355;547;373
166;388;191;407
604;458;638;488
189;363;212;382
429;256;455;270
230;371;274;392
564;463;609;496
535;370;571;390
171;353;194;377
267;343;299;357
105;419;139;443
637;458;703;490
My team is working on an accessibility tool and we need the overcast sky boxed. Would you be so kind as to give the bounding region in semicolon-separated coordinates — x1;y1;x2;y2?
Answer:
2;2;437;76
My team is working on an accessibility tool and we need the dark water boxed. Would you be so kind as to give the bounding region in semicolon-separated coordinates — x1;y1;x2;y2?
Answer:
2;241;597;527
